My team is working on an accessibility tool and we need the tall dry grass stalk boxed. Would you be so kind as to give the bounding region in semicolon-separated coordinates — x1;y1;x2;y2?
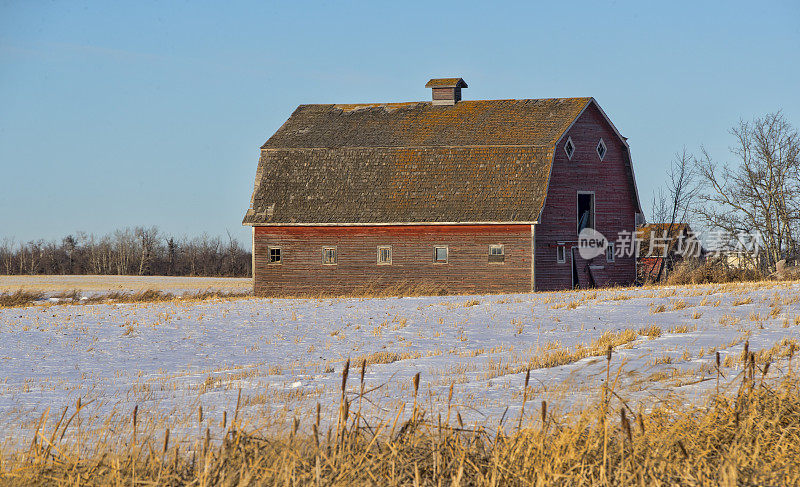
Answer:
3;351;800;485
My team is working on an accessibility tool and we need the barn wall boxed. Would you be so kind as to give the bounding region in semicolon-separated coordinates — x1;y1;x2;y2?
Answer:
535;103;638;291
253;224;532;296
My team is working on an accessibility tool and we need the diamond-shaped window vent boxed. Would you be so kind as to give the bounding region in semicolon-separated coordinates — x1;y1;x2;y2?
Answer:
565;138;575;159
596;139;607;161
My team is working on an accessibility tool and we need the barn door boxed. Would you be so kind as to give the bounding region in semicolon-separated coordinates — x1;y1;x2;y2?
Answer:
570;246;600;289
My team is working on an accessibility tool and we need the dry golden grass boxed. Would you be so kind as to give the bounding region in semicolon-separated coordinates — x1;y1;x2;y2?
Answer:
0;288;252;308
605;292;635;302
103;289;252;304
638;325;662;339
668;324;697;334
719;314;742;327
502;330;639;376
5;274;798;308
0;290;43;307
3;351;800;486
648;354;673;366
551;299;583;310
265;281;451;299
355;350;423;366
0;275;252;294
750;337;799;365
665;259;765;285
670;299;689;310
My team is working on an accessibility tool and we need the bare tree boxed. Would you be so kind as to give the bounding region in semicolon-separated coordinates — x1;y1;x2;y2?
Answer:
0;237;14;275
113;229;138;275
166;237;177;275
0;227;250;277
696;111;800;273
648;148;699;280
87;234;114;275
62;235;77;274
135;226;160;276
23;240;45;275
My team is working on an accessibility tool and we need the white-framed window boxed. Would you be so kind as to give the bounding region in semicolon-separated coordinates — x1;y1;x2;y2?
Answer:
269;246;282;264
606;243;615;262
557;245;566;264
434;246;448;263
564;137;575;160
488;244;505;263
322;247;337;265
377;245;392;265
596;138;607;161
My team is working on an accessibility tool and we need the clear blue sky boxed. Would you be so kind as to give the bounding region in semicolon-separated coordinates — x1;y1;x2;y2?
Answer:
1;0;798;245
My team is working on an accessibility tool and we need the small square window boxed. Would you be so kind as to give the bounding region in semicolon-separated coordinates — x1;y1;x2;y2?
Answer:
557;245;566;264
564;137;575;160
606;243;615;262
434;246;448;263
377;246;392;265
322;247;337;265
489;244;504;255
596;139;607;161
269;247;281;264
489;244;505;263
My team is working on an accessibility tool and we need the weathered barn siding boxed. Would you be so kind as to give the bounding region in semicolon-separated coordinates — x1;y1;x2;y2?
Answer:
534;103;638;291
253;225;532;296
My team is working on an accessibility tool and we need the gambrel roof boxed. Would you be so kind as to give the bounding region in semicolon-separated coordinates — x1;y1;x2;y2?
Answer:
243;97;606;225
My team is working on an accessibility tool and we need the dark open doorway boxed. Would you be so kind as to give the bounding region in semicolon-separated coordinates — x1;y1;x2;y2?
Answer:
577;192;595;234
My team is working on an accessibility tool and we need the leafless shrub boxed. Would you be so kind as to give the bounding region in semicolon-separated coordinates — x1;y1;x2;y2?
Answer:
666;259;763;285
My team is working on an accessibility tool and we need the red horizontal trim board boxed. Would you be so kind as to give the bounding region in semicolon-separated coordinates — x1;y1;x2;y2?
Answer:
254;224;530;237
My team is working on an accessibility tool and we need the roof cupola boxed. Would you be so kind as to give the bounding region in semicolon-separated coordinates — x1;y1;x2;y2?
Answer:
425;78;468;106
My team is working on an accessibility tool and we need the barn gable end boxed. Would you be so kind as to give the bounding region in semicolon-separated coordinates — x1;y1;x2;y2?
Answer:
534;101;642;291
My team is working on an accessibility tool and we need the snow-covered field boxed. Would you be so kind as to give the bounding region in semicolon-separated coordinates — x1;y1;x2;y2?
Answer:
1;280;799;442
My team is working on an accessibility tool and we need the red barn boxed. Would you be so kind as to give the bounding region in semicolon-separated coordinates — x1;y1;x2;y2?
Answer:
243;78;643;295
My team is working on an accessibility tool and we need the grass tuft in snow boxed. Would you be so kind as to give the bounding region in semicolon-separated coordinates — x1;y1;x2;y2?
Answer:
0;290;44;307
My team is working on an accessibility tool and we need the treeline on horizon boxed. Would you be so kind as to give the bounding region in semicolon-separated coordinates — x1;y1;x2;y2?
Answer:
0;226;251;277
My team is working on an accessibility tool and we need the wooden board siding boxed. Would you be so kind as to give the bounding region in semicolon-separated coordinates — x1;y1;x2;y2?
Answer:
253;225;532;296
534;103;638;291
432;87;461;103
